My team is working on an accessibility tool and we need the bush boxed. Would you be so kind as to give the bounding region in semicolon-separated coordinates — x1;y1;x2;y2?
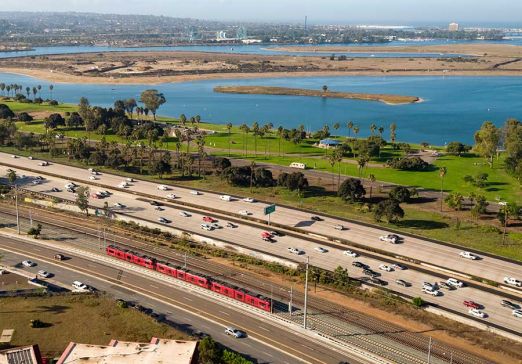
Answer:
386;156;430;171
30;319;46;328
412;297;424;307
17;112;33;122
0;104;15;119
446;141;471;155
48;100;58;106
374;199;404;223
388;186;411;203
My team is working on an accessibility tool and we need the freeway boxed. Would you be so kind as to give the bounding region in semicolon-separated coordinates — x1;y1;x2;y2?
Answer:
0;235;360;364
0;163;521;335
1;152;520;288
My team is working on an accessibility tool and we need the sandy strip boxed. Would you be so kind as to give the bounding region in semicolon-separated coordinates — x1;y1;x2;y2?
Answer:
1;67;522;85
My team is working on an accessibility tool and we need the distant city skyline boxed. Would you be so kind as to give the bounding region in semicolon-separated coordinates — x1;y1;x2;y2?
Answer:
1;0;522;25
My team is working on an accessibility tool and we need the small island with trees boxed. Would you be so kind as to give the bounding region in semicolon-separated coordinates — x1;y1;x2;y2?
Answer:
214;85;420;105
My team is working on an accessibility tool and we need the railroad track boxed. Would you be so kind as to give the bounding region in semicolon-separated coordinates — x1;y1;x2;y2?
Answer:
0;203;493;364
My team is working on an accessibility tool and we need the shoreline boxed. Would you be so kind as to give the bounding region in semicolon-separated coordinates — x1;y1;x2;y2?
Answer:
214;85;420;104
2;67;522;85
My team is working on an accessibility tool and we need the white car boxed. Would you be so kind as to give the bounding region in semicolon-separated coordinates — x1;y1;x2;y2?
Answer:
38;161;49;166
22;260;36;267
379;264;394;272
11;155;17;158
190;190;201;195
166;193;177;199
113;202;125;209
288;247;304;255
447;278;464;288
200;224;214;231
91;170;100;176
118;182;128;188
220;195;232;201
89;175;97;180
157;185;169;191
423;287;441;296
422;282;435;290
154;206;164;211
504;277;522;287
238;210;251;216
28;156;34;160
314;247;328;253
158;217;170;224
343;250;358;257
460;251;479;260
379;234;400;244
469;308;487;318
179;211;191;217
224;327;245;338
242;197;255;203
334;224;345;231
32;180;41;185
210;223;222;230
513;309;522;318
37;270;51;278
126;178;134;182
72;280;90;292
391;263;407;270
65;182;77;189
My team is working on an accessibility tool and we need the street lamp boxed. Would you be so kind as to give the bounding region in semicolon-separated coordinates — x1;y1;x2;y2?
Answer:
303;256;309;329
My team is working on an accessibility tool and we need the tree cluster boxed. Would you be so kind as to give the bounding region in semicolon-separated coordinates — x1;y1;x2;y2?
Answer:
386;156;430;171
277;172;309;192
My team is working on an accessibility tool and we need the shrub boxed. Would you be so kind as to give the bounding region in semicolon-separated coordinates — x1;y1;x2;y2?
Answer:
374;199;404;223
17;112;33;122
386;156;430;171
338;178;366;203
388;186;411;203
0;104;15;119
412;297;424;307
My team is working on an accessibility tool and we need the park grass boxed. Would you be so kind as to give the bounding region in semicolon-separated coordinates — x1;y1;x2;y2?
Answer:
6;99;521;202
0;294;187;357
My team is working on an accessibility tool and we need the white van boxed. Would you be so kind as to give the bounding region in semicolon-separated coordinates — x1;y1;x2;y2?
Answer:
290;162;306;169
220;195;232;201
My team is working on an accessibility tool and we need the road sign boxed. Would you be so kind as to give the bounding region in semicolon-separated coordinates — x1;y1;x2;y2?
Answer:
264;204;276;215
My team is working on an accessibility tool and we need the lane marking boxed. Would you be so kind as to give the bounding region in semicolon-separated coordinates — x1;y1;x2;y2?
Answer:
183;297;193;301
219;311;230;316
259;326;271;332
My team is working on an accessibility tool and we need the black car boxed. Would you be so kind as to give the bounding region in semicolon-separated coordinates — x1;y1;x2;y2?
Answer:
395;279;410;287
370;278;388;286
352;261;367;269
310;216;323;221
149;200;162;206
363;269;380;278
501;300;520;310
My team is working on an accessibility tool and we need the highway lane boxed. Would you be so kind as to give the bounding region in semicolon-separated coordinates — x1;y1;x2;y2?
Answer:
0;236;360;364
1;165;521;334
1;152;520;288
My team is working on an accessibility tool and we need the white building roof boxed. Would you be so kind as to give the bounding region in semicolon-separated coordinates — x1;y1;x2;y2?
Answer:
57;337;197;364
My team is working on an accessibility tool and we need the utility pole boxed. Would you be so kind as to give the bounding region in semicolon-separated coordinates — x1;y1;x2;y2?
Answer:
289;284;293;316
427;336;432;364
14;186;20;234
499;201;508;245
303;256;309;329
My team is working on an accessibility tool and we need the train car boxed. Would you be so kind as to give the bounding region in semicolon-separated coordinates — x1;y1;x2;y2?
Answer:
106;244;271;312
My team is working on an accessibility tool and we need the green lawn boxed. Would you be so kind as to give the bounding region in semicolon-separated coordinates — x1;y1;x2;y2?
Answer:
7;99;521;202
0;294;187;357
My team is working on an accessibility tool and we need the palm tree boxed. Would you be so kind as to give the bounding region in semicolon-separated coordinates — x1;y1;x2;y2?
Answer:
250;160;256;193
390;122;397;143
6;169;17;185
370;123;377;136
263;122;273;158
251;122;260;157
333;122;340;133
353;125;360;157
239;123;250;157
322;85;328;94
439;167;447;212
49;85;54;99
378;126;384;138
277;126;284;156
32;86;37;99
37;85;42;97
196;135;206;176
0;83;5;96
333;148;344;190
368;174;376;200
225;122;233;157
6;85;10;97
357;157;368;178
346;121;353;138
327;153;336;189
25;87;30;98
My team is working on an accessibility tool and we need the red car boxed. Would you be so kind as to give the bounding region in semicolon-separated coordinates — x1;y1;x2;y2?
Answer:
202;216;217;223
463;300;480;309
261;231;272;238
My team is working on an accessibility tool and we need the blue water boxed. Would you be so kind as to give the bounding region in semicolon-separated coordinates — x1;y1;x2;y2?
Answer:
1;72;521;145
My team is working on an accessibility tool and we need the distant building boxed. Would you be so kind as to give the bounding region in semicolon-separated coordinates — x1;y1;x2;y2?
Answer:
0;345;43;364
57;337;198;364
449;22;459;32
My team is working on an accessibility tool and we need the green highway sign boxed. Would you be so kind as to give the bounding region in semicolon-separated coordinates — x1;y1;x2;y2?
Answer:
264;204;276;215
